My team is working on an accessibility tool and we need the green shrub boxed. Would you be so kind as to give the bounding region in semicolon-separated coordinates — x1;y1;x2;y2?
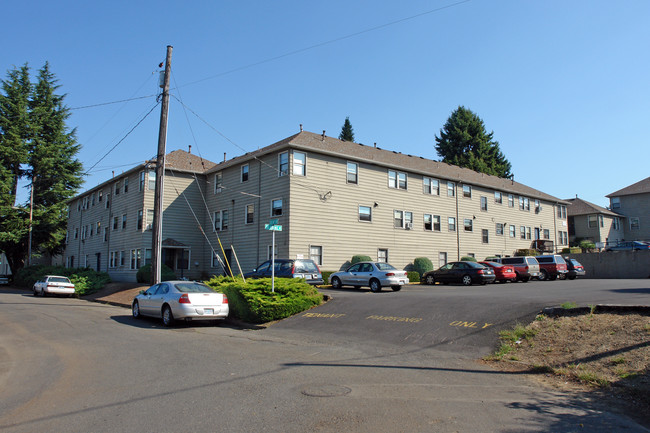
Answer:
205;276;323;323
350;255;372;265
12;265;111;296
321;271;334;283
515;249;538;256
413;257;433;276
579;240;596;251
136;264;177;283
406;271;420;283
460;256;477;262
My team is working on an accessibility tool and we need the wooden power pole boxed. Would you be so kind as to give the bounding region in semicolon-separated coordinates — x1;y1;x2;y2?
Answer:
151;45;173;285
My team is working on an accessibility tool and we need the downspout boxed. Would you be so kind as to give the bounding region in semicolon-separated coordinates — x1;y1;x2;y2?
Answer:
256;159;262;264
455;182;460;260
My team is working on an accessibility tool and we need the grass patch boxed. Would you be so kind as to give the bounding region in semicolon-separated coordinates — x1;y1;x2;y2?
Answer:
560;301;578;309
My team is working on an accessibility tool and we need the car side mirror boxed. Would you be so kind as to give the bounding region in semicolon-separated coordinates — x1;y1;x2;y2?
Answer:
139;290;146;295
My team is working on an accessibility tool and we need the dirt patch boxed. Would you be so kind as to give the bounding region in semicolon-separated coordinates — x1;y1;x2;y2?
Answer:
83;282;149;307
483;310;650;427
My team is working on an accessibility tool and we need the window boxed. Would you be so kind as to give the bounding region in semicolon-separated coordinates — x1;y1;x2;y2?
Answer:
77;200;80;211
495;192;502;204
463;185;472;198
139;171;145;191
508;194;514;208
526;227;532;240
310;246;323;266
105;193;110;209
267;245;278;260
176;249;189;270
145;249;152;266
557;205;567;219
519;196;524;210
114;181;120;195
393;210;404;228
611;197;620;209
214;172;222;193
598;215;604;227
433;215;441;231
448;217;456;231
148;169;156;190
559;231;568;245
96;221;101;235
147;209;154;230
480;196;487;211
520;226;526;239
496;223;504;236
91;194;95;206
245;204;254;224
388;170;407;190
588;215;597;228
405;211;413;228
119;251;125;267
447;182;455;197
271;199;283;216
359;205;372;222
534;200;540;212
241;164;249;182
109;252;116;268
438;252;447;267
424;214;432;231
122;214;127;229
293;151;306;176
113;216;118;230
347;162;358;184
123;177;129;193
98;190;103;202
137;210;143;230
214;210;229;231
74;227;79;239
543;229;550;239
464;218;473;232
423;177;439;195
509;224;516;238
278;152;289;176
630;217;640;230
103;227;108;242
378;249;388;263
613;217;620;231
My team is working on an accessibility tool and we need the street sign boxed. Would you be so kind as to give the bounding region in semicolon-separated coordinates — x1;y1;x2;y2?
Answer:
265;224;282;231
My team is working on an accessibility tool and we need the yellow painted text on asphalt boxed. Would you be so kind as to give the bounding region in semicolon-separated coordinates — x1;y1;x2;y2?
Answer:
302;313;346;318
366;315;423;323
449;321;493;329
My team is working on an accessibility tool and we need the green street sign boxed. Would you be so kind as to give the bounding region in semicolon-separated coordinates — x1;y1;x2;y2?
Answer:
268;219;279;225
265;224;282;231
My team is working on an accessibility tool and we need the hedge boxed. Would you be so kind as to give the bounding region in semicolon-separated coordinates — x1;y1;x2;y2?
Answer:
12;265;111;296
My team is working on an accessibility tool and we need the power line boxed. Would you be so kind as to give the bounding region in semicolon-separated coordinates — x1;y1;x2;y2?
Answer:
70;94;158;110
83;102;160;175
178;0;471;89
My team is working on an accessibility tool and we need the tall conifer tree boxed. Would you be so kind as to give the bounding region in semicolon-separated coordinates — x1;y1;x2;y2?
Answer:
338;116;355;142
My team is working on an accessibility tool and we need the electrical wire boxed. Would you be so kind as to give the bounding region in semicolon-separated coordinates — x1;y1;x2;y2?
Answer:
70;94;158;110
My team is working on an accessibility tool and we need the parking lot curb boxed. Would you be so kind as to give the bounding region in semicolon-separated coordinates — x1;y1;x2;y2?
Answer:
542;305;650;317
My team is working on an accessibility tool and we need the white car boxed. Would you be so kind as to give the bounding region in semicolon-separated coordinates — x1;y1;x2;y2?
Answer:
33;275;76;297
328;261;408;292
132;280;229;326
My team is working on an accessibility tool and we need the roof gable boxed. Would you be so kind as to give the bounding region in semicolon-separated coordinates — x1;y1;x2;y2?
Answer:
565;197;620;217
606;176;650;197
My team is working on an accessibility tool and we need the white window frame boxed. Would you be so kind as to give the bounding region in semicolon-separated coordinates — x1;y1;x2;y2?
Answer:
358;205;372;222
278;152;289;176
241;164;249;182
463;185;472;198
309;245;323;266
346;162;358;184
293;151;306;176
447;182;455;197
214;172;223;193
271;198;283;216
245;204;254;224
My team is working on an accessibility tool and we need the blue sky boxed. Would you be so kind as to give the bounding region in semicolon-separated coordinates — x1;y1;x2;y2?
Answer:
3;0;649;208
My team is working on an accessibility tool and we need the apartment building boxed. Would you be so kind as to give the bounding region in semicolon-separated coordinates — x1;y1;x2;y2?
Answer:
65;150;216;282
203;131;569;274
606;176;650;242
565;197;624;247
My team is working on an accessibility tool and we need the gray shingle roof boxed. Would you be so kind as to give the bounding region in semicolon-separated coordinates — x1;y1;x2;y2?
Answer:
565;197;620;217
207;131;566;203
606;176;650;198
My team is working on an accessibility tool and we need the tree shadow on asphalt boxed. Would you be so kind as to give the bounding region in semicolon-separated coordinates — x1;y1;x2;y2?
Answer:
110;314;261;331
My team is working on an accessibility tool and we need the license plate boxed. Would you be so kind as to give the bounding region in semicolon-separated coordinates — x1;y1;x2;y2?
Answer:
204;308;214;315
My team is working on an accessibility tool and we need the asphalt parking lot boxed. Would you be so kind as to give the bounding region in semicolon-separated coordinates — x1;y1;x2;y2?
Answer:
269;278;650;357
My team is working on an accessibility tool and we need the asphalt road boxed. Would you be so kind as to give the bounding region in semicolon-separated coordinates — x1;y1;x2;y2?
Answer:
0;281;648;433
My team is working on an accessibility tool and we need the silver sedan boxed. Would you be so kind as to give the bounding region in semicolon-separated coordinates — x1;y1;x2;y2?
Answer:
132;281;229;326
328;261;408;292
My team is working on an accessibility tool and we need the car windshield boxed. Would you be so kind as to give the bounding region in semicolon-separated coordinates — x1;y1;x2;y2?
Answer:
465;262;485;268
175;282;213;293
375;263;396;271
482;261;502;268
48;276;71;283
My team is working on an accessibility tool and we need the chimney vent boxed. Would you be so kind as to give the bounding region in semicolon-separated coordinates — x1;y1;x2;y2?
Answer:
374;142;377;148
188;145;192;154
322;130;326;140
223;152;227;162
299;124;303;132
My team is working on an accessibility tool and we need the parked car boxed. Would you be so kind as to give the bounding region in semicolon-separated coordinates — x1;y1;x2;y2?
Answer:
32;275;75;297
535;254;568;281
244;259;323;285
494;257;540;282
421;261;495;286
479;261;516;283
0;275;9;285
564;258;586;280
329;261;408;292
132;280;229;326
605;241;650;251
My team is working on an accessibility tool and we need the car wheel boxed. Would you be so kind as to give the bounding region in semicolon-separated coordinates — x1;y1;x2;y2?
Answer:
391;285;402;291
521;277;530;283
369;279;382;293
331;277;342;289
549;275;557;281
462;275;472;286
568;275;576;280
33;287;38;296
538;270;548;281
132;301;141;319
162;305;174;327
353;285;361;289
40;288;46;297
425;275;435;285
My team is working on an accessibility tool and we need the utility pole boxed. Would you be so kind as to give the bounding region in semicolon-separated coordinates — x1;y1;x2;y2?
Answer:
28;182;33;266
151;45;172;285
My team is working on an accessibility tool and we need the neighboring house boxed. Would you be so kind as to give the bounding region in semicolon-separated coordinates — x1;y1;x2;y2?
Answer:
565;197;624;248
0;252;11;276
64;130;570;281
64;149;216;282
606;176;650;243
203;131;569;275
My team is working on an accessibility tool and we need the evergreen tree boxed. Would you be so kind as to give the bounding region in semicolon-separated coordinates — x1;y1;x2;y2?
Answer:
338;116;355;142
435;106;512;178
0;63;83;273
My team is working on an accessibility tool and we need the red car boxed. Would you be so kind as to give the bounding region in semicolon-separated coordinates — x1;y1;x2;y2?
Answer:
479;261;516;283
